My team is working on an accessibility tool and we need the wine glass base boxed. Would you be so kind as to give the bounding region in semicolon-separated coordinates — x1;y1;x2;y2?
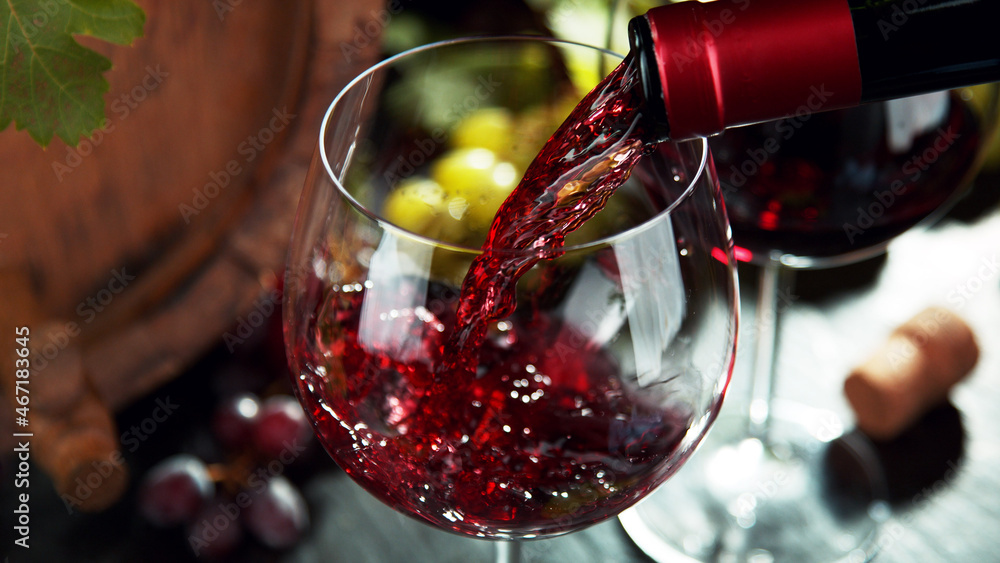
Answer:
620;401;889;563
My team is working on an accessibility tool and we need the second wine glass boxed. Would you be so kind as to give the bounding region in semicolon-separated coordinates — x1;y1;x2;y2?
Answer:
621;86;999;563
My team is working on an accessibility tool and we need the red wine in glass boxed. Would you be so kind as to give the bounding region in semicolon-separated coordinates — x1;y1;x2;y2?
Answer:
711;91;982;262
296;278;693;537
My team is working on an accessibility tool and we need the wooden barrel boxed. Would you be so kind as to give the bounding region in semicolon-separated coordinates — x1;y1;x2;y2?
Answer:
0;0;383;510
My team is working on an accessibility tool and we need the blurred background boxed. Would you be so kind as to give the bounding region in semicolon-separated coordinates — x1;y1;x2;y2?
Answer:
2;0;999;561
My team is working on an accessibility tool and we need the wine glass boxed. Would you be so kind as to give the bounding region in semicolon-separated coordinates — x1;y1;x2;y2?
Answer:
282;37;739;559
620;86;999;563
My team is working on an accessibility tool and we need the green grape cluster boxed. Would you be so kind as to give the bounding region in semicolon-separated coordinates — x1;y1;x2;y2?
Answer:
382;107;522;246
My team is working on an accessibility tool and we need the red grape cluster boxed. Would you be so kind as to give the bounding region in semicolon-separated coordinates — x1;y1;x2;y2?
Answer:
138;393;314;559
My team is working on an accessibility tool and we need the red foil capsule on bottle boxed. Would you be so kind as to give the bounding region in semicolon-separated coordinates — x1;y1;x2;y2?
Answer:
641;0;863;140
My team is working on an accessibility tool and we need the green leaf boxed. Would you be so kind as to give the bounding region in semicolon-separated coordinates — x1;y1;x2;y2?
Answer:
1;0;146;147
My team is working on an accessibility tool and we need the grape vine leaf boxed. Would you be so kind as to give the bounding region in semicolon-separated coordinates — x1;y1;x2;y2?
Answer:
1;0;146;148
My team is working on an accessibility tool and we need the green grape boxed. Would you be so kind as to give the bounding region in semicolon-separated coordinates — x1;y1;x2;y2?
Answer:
465;161;518;227
381;178;447;236
431;148;520;233
438;194;473;243
431;148;500;194
962;85;999;170
451;107;515;154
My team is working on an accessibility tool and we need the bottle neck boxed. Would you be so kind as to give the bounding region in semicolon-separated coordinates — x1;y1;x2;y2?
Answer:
630;0;999;141
849;0;999;103
628;17;672;142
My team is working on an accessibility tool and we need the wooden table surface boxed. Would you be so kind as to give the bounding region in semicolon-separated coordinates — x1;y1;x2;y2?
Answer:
3;175;1000;563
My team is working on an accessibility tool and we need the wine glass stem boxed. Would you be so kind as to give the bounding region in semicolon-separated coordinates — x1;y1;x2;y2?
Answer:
747;259;791;442
495;540;522;563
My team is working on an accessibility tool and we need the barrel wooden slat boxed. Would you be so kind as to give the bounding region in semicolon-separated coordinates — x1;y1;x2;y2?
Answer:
0;0;383;509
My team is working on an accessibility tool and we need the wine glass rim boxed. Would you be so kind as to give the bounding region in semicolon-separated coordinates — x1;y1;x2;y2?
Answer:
318;35;711;255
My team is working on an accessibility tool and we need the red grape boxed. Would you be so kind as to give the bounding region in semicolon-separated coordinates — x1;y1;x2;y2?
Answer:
212;393;260;451
187;497;243;560
139;454;214;527
244;475;309;549
252;395;312;460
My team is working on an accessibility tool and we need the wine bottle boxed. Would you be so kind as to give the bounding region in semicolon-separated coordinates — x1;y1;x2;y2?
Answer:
628;0;1000;141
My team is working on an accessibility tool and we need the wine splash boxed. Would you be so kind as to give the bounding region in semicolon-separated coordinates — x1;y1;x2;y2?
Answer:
447;53;662;370
304;280;691;537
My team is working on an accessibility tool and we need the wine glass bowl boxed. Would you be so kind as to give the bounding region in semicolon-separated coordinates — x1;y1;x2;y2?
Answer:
621;85;1000;563
283;38;739;541
713;87;999;268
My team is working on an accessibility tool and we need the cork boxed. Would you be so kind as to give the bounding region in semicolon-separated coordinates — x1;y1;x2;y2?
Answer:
844;307;978;441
